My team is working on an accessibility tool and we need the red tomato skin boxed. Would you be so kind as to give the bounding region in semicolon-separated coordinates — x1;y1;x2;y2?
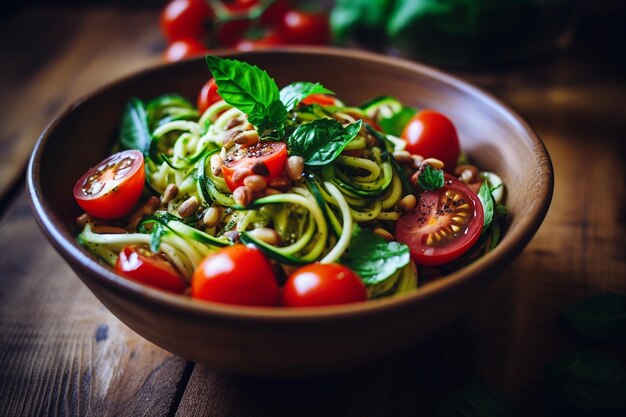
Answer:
197;78;222;114
115;246;187;293
282;264;367;307
396;178;484;267
277;10;330;45
301;94;337;107
73;150;145;219
192;245;279;307
163;38;208;62
160;0;213;42
234;32;283;51
260;0;292;26
221;141;288;192
401;110;460;172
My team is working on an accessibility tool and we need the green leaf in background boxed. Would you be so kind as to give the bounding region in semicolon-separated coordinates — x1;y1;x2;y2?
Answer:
477;181;494;231
287;119;362;167
378;106;416;136
119;98;151;155
544;350;626;412
279;82;334;111
434;379;518;417
150;222;164;254
418;165;444;190
330;0;395;41
341;227;410;286
387;0;455;38
247;99;288;134
561;293;626;343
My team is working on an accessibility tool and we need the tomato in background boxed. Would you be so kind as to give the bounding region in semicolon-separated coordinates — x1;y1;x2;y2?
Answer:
277;10;330;45
115;246;187;293
401;110;460;171
221;141;287;191
73;150;145;219
260;0;292;26
234;31;283;51
395;176;483;267
160;0;213;42
192;245;279;306
197;78;222;114
301;94;338;107
163;38;208;62
282;263;367;307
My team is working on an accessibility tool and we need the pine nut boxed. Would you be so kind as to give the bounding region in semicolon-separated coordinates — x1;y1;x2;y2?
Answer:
373;227;394;242
233;130;259;146
226;118;243;130
127;196;160;231
92;225;127;234
423;157;444;170
285;156;304;181
210;154;224;176
161;184;179;205
265;187;282;196
202;206;222;228
269;176;292;192
178;196;199;217
243;175;267;192
392;151;413;165
397;194;417;212
222;129;241;149
455;164;479;184
76;213;92;228
232;167;253;184
248;227;281;245
233;186;252;206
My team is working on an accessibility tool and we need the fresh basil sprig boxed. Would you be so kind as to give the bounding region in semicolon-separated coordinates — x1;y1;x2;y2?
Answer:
287;119;362;168
477;181;494;231
418;165;444;190
119;98;151;155
341;227;410;286
280;82;334;111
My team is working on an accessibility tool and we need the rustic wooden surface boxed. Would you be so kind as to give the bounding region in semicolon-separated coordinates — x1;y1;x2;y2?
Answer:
1;4;625;417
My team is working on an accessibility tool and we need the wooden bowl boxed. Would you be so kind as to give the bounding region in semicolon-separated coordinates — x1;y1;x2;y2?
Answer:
27;48;553;377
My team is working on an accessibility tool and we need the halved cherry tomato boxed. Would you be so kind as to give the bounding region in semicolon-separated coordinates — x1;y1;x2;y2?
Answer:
276;10;330;45
192;244;279;306
163;38;208;62
221;141;287;192
115;246;187;293
73;150;145;219
197;78;222;114
396;176;484;266
401;110;460;172
301;94;338;107
160;0;213;42
282;263;367;307
234;31;283;51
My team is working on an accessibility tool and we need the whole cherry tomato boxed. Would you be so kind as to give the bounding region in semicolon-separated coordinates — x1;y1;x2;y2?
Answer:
260;0;292;26
234;31;283;51
115;246;187;293
160;0;213;42
276;10;330;45
163;38;208;62
221;141;288;192
73;150;145;219
197;78;223;114
395;176;484;266
282;264;367;307
192;244;279;307
401;110;460;171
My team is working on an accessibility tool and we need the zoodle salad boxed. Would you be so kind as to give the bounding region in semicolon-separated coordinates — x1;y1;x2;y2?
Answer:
73;56;507;308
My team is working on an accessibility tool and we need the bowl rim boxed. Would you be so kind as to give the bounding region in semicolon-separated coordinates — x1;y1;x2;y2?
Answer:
27;46;553;322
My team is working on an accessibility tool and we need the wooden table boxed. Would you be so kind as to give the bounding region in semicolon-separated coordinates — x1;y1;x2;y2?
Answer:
1;5;624;416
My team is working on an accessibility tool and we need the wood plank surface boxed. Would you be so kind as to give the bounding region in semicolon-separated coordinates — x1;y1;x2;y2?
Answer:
1;3;625;417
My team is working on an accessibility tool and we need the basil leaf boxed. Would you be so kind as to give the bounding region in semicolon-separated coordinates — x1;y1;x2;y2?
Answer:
341;227;410;286
150;222;164;253
418;165;444;190
495;203;508;217
545;350;626;411
378;106;416;136
434;379;518;417
331;0;394;41
478;181;494;230
279;82;334;111
387;0;455;38
561;293;626;343
287;119;362;167
205;55;286;131
119;98;151;155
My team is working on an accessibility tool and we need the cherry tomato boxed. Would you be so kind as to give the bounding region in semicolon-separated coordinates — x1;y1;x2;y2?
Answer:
73;150;145;219
160;0;213;42
115;246;187;293
260;0;291;26
192;244;279;306
282;263;367;307
401;110;460;172
234;32;283;51
163;38;208;62
276;10;330;45
197;78;222;114
217;20;252;47
395;176;484;267
221;141;287;192
301;94;338;107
